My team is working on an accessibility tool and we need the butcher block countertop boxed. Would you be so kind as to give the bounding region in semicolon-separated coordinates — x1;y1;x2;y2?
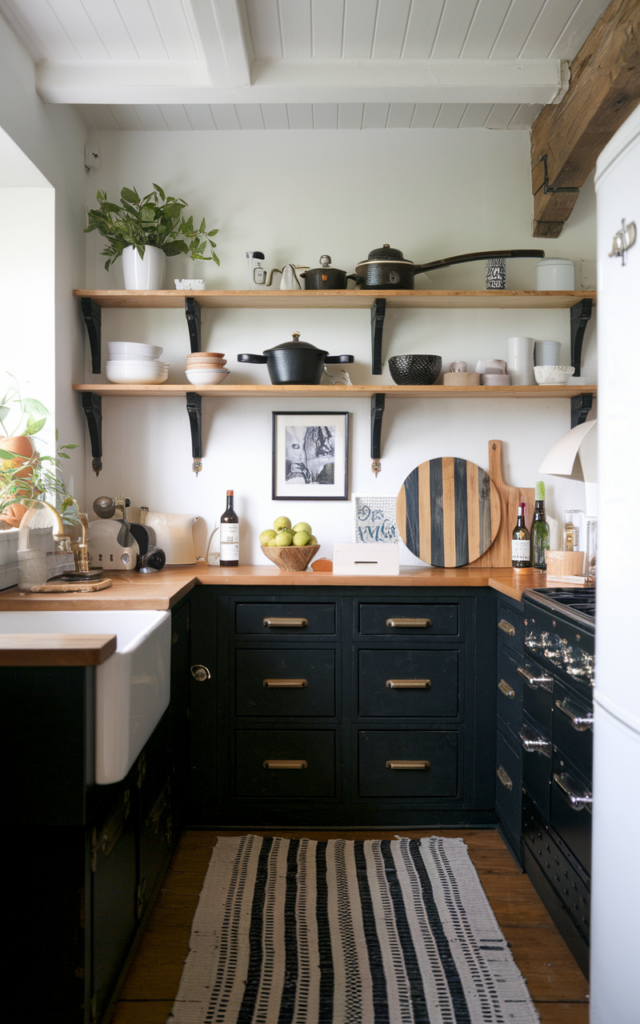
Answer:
0;634;117;666
0;564;564;611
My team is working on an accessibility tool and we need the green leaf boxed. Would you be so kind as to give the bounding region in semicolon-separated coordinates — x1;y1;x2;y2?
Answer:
24;417;46;436
152;183;166;201
58;452;70;459
121;186;140;204
22;398;49;416
60;443;79;450
0;448;17;460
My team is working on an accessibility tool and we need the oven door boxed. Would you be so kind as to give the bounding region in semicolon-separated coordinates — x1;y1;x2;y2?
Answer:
551;747;592;875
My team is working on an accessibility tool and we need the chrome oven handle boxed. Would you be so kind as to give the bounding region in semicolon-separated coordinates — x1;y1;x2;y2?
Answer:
553;772;592;812
517;666;553;692
519;725;551;757
554;698;593;732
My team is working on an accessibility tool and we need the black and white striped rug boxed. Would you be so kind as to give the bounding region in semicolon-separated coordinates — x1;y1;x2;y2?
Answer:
169;835;538;1024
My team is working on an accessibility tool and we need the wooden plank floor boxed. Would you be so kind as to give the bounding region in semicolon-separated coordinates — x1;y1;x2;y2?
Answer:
110;829;589;1024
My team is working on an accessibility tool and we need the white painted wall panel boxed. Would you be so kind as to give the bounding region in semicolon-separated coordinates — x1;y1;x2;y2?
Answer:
83;104;121;130
212;104;241;129
362;103;389;129
508;103;543;129
113;0;168;60
78;0;139;60
311;0;344;58
372;0;411;59
411;103;441;128
245;0;282;58
287;103;313;129
461;0;511;60
342;0;377;58
149;0;199;60
387;102;414;129
313;103;338;129
401;0;445;59
279;0;311;59
435;102;466;128
133;104;168;130
17;0;78;59
459;103;491;128
520;0;578;59
261;103;289;129
109;104;144;130
548;0;610;59
158;103;193;129
338;103;363;129
48;0;110;59
431;0;479;59
0;0;48;58
490;0;545;59
184;104;217;129
236;104;265;130
484;102;519;129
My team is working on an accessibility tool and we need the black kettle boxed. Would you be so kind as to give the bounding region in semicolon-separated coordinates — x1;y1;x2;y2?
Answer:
238;333;354;385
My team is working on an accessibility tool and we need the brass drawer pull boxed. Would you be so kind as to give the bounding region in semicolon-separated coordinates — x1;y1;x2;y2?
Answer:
263;678;308;688
386;760;430;770
498;679;515;699
263;759;307;769
263;617;308;628
385;617;432;628
498;619;516;637
386;679;431;689
496;765;513;790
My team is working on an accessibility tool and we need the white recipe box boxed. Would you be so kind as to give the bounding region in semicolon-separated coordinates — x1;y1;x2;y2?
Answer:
333;543;399;575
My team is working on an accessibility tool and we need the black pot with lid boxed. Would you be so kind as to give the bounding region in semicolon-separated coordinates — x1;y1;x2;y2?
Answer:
301;256;349;290
238;332;354;384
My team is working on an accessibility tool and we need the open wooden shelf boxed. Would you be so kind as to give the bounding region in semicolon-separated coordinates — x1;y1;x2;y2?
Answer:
73;288;596;310
72;382;597;399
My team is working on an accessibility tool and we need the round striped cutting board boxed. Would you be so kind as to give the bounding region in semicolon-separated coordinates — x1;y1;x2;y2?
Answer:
396;457;501;567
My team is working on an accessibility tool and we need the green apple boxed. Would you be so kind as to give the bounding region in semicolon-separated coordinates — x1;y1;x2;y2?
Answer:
276;531;293;546
307;535;318;546
292;522;312;536
260;529;277;545
267;538;279;546
293;531;310;547
273;516;291;531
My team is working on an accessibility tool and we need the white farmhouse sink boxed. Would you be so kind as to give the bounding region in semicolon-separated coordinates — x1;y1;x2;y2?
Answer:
0;610;171;784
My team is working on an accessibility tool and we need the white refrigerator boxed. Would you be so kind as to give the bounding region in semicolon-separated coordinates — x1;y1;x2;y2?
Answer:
591;105;640;1022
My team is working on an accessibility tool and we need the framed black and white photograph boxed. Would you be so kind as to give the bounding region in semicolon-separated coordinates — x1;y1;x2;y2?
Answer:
272;411;349;500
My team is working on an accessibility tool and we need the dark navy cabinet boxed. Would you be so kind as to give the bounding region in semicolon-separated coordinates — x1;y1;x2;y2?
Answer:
190;585;498;828
494;593;526;864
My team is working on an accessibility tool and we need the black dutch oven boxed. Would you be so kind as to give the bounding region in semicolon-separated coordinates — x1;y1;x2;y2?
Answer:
301;255;349;290
352;243;545;289
238;333;354;384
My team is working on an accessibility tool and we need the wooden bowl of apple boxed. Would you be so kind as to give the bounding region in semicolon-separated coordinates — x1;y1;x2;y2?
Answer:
260;517;320;572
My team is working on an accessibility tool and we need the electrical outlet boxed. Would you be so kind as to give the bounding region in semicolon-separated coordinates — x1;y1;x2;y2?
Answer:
84;143;100;170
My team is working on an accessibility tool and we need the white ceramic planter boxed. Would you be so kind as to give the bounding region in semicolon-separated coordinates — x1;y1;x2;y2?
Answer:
122;245;166;290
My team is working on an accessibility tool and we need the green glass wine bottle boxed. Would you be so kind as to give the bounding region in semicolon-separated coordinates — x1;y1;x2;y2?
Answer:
531;481;550;570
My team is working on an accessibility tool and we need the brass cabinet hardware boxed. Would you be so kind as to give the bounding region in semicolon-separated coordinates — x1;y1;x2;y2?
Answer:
498;679;515;699
263;759;307;769
555;698;593;731
496;765;513;790
190;664;211;682
517;665;553;692
263;617;308;628
263;678;308;688
553;772;592;811
498;619;516;636
386;679;431;689
385;760;430;770
385;617;432;628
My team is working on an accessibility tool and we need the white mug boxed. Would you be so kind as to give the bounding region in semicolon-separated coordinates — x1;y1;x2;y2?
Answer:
535;340;561;366
507;336;535;386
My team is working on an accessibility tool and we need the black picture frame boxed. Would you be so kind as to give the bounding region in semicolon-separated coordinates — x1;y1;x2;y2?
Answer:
272;411;349;501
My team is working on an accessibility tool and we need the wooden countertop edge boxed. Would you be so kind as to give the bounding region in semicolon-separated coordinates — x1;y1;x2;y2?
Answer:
0;565;560;610
0;634;117;666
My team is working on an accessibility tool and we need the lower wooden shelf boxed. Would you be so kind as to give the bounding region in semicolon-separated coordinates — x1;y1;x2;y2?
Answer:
72;383;596;398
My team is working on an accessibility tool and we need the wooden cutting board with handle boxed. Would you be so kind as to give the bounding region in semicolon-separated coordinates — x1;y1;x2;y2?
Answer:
396;457;501;567
470;440;535;567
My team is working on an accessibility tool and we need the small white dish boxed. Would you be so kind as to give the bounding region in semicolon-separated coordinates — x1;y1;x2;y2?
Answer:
482;373;511;386
533;365;575;385
108;341;163;360
106;360;169;384
174;279;205;290
185;369;230;385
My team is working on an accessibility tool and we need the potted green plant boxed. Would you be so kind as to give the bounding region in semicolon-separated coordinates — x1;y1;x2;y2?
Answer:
85;184;220;290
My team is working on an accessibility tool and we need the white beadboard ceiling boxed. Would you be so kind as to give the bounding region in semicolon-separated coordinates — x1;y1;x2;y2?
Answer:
0;0;611;130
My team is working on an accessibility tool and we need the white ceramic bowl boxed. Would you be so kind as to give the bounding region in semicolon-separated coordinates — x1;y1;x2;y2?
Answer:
108;341;163;360
185;368;230;385
482;373;511;386
106;360;169;384
533;365;575;385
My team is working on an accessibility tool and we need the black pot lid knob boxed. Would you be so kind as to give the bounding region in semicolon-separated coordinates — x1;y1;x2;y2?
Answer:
292;331;301;340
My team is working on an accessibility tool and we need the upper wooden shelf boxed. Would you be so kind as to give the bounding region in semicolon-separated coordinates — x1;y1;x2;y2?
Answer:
73;383;596;399
73;288;597;310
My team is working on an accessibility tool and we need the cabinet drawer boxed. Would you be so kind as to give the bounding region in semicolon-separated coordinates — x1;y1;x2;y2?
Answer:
358;649;458;718
235;730;335;798
497;646;524;738
552;682;593;779
235;648;335;717
551;749;592;875
358;603;458;637
235;602;335;636
358;730;458;798
497;600;524;655
495;727;522;845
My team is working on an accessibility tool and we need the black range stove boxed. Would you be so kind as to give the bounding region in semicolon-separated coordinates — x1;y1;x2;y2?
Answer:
523;588;595;692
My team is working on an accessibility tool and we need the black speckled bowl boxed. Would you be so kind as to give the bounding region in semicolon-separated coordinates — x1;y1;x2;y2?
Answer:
388;354;442;385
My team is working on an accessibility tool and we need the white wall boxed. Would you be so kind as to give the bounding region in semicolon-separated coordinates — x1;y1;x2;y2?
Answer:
85;127;597;564
0;11;87;499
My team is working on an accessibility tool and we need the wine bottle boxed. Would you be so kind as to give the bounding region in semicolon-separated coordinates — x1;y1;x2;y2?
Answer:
511;502;531;569
531;481;550;570
219;490;239;567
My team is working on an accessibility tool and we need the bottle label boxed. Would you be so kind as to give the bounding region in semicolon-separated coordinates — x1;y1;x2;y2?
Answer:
512;540;530;560
220;524;239;560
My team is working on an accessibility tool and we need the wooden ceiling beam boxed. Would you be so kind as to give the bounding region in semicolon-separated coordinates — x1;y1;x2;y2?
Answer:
531;0;640;238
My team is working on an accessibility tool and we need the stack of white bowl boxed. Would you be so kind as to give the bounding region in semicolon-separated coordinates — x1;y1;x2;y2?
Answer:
106;341;169;384
185;352;229;385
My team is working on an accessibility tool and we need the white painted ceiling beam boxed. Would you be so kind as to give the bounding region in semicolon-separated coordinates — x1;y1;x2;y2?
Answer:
189;0;252;89
36;58;568;106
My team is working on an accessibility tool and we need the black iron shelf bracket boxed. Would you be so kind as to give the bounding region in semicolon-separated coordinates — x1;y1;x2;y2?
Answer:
81;393;103;475
570;298;593;376
541;154;580;196
371;298;386;375
571;393;593;430
80;298;102;374
371;392;385;475
186;392;203;475
185;298;202;353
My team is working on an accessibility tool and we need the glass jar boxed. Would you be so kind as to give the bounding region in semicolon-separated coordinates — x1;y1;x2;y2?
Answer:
563;510;583;552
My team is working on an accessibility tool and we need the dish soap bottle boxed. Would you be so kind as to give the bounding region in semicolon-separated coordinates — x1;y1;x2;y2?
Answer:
531;482;550;570
511;502;531;569
219;490;239;567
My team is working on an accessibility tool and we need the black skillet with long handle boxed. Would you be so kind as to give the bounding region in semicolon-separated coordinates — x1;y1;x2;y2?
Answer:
351;244;546;289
